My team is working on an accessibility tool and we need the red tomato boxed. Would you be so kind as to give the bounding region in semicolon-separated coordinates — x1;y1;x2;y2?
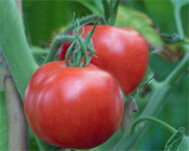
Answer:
59;25;149;95
24;61;124;149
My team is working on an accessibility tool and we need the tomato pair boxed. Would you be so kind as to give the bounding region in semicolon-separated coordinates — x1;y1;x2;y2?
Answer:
24;25;148;149
59;25;149;95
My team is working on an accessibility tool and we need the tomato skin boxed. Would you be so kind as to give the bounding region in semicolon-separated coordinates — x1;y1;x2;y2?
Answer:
24;61;124;149
59;25;149;95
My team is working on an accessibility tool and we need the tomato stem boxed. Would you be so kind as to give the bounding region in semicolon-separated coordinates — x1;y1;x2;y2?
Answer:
130;116;177;134
74;19;88;67
61;14;106;36
46;17;99;67
64;18;98;67
44;36;75;63
65;39;77;66
128;74;155;97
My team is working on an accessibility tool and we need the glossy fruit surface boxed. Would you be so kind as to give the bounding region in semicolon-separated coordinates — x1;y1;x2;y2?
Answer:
59;25;149;95
24;61;124;149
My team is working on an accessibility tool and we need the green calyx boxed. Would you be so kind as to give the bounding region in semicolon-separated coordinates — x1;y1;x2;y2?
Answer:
65;19;98;67
44;15;100;67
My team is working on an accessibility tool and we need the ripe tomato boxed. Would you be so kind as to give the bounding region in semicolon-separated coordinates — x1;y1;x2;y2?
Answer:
59;25;149;95
24;61;124;149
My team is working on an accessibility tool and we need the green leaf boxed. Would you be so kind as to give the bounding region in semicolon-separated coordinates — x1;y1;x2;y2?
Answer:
22;1;93;46
118;1;189;40
177;136;189;151
124;0;146;12
143;0;188;39
116;5;164;46
165;127;189;151
93;0;104;13
109;0;120;25
102;0;110;22
143;0;176;35
149;53;180;81
0;91;8;151
77;0;102;14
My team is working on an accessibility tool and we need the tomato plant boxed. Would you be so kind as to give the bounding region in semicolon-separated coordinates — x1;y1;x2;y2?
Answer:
24;61;124;149
1;0;188;151
58;25;149;95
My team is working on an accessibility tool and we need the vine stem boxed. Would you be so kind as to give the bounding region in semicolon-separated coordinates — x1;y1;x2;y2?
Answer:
114;52;189;150
141;52;189;116
166;52;189;86
174;6;184;39
0;0;39;98
130;116;177;134
44;36;75;63
61;14;105;36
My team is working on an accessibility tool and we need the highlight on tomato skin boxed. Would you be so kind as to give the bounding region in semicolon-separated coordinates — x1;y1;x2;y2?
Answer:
24;61;124;149
59;25;149;95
